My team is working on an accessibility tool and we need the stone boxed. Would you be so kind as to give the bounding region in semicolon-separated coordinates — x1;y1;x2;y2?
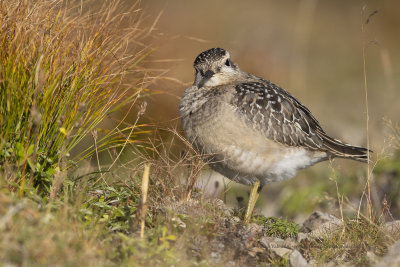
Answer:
376;239;400;267
302;211;342;233
259;236;298;249
309;221;343;239
271;247;292;258
300;211;343;239
289;249;309;267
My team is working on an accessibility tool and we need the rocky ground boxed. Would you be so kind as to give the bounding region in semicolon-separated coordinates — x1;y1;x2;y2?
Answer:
1;179;399;266
165;197;400;266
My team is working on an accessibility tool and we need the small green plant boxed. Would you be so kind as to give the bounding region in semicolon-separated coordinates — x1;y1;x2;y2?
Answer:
252;215;299;239
78;181;140;232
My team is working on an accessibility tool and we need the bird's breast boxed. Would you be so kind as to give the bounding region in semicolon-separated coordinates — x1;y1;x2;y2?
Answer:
183;100;280;172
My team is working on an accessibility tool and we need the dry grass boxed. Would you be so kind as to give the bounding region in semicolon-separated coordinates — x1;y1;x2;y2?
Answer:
0;0;153;194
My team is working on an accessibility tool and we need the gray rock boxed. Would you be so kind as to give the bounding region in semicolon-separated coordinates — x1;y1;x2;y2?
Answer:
300;211;343;239
309;220;343;239
259;236;298;249
376;239;400;267
289;249;309;267
271;247;292;258
302;211;342;233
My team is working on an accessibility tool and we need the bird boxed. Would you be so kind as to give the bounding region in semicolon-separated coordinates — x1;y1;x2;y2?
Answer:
179;47;371;223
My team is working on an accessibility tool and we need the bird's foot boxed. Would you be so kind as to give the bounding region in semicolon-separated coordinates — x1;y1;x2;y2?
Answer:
244;180;260;223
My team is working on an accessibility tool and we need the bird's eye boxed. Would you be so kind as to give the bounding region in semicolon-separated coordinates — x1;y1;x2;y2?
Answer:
225;58;231;67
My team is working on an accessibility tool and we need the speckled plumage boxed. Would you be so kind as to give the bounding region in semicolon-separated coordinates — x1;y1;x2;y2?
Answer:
179;48;370;188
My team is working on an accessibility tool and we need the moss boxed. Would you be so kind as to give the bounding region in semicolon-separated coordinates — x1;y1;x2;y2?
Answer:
252;215;300;239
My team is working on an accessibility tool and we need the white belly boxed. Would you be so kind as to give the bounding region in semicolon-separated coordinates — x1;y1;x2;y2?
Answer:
221;144;326;184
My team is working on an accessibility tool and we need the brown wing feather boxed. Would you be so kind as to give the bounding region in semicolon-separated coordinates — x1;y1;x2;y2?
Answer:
233;78;371;162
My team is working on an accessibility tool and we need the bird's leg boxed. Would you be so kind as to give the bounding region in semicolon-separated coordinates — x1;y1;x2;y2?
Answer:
244;180;262;223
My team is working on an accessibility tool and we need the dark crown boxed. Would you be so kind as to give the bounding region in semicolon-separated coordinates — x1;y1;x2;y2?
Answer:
193;48;227;66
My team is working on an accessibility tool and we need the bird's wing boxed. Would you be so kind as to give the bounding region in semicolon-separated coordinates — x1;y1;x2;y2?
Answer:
233;79;370;161
233;79;330;150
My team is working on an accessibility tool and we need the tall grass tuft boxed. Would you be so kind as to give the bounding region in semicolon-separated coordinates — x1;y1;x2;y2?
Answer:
0;0;152;194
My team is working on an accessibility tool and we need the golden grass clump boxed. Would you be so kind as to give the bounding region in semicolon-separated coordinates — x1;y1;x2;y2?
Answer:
0;0;151;194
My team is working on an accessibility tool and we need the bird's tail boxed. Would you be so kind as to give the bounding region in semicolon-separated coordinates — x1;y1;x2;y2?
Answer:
320;133;372;163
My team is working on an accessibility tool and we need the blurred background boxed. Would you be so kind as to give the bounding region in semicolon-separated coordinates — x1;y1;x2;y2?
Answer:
121;0;400;221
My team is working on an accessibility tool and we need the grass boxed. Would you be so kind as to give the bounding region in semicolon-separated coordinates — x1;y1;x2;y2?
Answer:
303;217;400;266
0;191;108;266
0;1;399;266
0;176;179;266
0;0;151;194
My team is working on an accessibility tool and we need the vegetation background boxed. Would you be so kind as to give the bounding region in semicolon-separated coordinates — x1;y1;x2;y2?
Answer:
1;0;400;266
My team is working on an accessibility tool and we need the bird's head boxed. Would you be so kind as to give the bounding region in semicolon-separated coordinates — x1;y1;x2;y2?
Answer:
192;48;242;88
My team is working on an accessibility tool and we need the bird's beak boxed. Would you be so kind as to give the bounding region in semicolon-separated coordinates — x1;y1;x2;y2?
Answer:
198;70;215;88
